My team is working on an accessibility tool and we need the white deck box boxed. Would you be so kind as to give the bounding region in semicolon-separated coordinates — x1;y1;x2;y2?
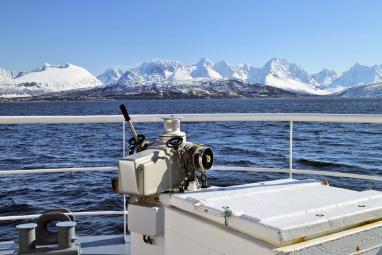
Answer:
165;178;382;254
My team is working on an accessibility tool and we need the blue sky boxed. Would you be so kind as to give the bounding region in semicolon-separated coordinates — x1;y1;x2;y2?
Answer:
0;0;381;75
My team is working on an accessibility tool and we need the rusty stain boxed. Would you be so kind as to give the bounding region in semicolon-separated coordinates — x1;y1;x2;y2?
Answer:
321;179;329;186
295;236;306;243
281;219;382;246
353;218;380;228
275;220;382;253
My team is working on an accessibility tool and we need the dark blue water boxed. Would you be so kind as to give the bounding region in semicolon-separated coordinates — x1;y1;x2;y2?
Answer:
1;98;382;241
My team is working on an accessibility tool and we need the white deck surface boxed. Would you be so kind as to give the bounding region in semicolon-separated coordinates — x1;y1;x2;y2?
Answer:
170;178;382;246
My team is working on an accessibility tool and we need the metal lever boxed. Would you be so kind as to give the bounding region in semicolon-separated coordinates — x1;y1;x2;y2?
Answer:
120;104;140;149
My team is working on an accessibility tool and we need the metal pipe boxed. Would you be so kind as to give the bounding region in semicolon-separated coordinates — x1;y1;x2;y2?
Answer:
122;122;126;157
289;121;293;178
0;210;125;221
123;195;127;243
211;166;382;182
2;113;382;124
1;165;382;181
122;121;128;243
0;166;117;175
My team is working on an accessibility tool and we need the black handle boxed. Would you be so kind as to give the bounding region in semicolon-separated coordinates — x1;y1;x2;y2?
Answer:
119;104;131;122
166;136;183;149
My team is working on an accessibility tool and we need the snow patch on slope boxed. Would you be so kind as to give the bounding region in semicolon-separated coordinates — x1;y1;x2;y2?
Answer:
0;67;16;82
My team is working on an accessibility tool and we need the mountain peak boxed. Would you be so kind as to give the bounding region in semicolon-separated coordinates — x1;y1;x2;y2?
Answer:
350;62;369;70
192;58;221;79
138;59;184;80
266;57;289;66
97;67;128;85
196;57;214;66
311;69;341;88
41;63;71;71
215;60;229;66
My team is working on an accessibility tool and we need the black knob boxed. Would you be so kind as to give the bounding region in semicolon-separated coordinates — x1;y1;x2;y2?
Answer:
119;104;131;122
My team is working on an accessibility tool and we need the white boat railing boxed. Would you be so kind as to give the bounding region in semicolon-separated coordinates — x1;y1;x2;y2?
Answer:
1;113;382;241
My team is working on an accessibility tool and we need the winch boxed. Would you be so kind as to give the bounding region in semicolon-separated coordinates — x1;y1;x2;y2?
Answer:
112;104;214;196
111;105;214;253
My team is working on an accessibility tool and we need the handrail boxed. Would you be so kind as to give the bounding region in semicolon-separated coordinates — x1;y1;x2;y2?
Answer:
2;165;381;181
0;166;118;175
0;210;125;221
213;167;382;182
1;113;382;124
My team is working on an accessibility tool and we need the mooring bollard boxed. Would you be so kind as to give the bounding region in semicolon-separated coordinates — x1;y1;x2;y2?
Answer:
57;221;76;249
16;223;37;253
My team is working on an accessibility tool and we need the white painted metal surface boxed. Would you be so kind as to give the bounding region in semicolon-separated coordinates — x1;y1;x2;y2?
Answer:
2;166;382;182
2;113;382;124
0;166;117;175
169;179;382;247
0;210;124;221
119;149;178;196
165;206;274;255
165;204;382;255
128;203;164;236
213;166;382;182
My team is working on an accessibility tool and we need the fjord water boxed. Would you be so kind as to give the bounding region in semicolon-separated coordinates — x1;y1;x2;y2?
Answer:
1;98;382;240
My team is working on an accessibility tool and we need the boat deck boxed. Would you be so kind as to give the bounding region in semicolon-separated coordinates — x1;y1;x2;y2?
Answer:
0;235;131;255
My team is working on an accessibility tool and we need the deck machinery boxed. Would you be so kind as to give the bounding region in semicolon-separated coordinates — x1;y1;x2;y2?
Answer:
113;106;382;255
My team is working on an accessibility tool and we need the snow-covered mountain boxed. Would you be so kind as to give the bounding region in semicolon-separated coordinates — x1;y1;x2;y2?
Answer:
137;59;186;80
0;67;16;82
247;58;328;95
3;58;382;99
34;79;301;100
0;63;102;98
331;63;382;88
117;70;146;86
95;57;382;96
311;69;342;89
97;68;127;85
191;58;222;80
109;57;382;96
337;82;382;98
214;61;249;80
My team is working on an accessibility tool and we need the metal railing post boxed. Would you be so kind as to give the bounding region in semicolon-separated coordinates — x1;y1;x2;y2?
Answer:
122;121;128;243
123;194;127;243
289;121;293;178
123;121;126;157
